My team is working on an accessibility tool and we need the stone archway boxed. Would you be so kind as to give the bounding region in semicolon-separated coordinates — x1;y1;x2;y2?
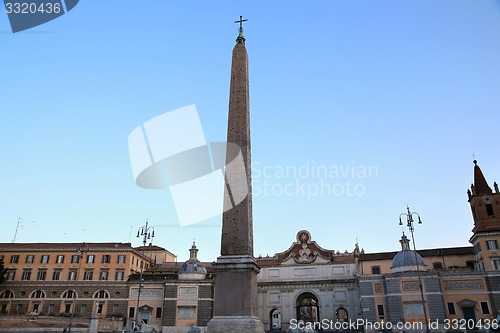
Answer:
296;292;319;323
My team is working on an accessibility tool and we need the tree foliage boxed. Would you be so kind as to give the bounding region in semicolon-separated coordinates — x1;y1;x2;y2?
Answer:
0;257;7;284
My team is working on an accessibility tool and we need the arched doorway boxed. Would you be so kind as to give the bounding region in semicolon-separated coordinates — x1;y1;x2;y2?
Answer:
93;290;109;317
29;289;46;314
0;290;14;314
296;292;319;323
336;307;348;323
270;309;281;330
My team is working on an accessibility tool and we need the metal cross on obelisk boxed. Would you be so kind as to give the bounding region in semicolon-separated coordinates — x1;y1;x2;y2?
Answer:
235;15;247;29
234;15;248;43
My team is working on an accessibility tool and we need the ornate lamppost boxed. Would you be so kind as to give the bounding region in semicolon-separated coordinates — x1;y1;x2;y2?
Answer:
69;242;89;332
134;220;154;330
399;206;430;333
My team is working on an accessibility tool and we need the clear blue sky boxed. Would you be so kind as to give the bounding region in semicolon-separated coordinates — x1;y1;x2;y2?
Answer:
1;1;499;262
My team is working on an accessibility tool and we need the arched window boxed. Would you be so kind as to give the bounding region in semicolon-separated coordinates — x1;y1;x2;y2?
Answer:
0;290;14;299
296;292;319;323
61;290;77;299
30;290;46;298
93;290;109;299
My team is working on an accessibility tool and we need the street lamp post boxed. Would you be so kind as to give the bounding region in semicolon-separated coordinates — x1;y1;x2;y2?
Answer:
399;206;430;333
134;220;154;331
69;242;89;332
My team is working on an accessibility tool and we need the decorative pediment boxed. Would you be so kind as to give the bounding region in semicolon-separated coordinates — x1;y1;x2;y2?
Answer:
276;230;333;264
139;304;153;313
458;299;477;307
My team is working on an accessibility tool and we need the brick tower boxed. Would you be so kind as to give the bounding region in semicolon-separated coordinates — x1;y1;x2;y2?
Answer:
468;160;500;271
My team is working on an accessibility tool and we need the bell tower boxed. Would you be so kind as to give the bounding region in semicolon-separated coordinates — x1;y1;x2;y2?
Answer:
468;160;500;271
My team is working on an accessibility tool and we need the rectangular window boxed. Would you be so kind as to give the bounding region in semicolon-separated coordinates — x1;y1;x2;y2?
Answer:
68;270;77;281
117;254;126;263
56;255;65;264
97;302;103;314
129;307;135;318
65;303;71;314
492;258;500;271
100;270;108;281
52;270;61;281
71;255;80;264
433;262;443;270
37;270;46;281
476;242;482;254
486;204;494;217
486;240;499;251
377;304;385;319
83;270;93;281
371;266;381;274
481;302;490;314
40;255;49;264
447;302;456;315
86;255;95;264
115;270;124;281
25;255;34;264
10;255;19;264
102;255;111;264
22;270;31;281
156;307;162;318
6;270;16;281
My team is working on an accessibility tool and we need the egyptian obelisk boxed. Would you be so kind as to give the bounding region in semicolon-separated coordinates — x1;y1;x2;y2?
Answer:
207;17;264;333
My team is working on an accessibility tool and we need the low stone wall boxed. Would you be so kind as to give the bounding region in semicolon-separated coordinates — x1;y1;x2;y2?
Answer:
0;315;88;330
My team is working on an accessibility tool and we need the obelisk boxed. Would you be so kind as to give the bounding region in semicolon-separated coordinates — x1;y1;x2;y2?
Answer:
207;17;264;333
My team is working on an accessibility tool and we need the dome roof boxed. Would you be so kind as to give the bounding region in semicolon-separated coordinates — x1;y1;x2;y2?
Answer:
178;242;207;280
391;233;427;273
178;258;207;275
392;250;426;272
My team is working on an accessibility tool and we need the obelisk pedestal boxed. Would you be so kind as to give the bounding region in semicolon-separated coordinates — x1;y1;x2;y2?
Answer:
207;17;264;333
207;255;263;333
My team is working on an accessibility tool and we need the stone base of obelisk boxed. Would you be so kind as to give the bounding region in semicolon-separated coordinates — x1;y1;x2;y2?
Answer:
207;316;264;333
207;255;264;333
